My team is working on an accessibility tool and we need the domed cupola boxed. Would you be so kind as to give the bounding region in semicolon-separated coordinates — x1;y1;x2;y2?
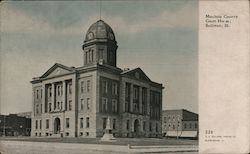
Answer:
82;20;118;68
84;20;116;43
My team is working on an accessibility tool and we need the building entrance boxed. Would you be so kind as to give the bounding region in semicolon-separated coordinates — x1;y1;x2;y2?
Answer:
54;117;60;134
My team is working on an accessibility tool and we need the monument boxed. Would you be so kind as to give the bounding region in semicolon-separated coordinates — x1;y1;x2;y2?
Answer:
101;117;116;141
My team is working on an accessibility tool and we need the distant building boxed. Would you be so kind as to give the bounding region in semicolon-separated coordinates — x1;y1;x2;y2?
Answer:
162;109;198;138
30;20;163;138
0;114;31;136
16;112;32;119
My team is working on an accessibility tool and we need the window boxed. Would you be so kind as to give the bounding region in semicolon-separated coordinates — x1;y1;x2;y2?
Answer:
189;123;192;128
36;104;39;114
102;98;108;112
35;120;38;129
68;83;72;94
113;119;116;129
69;100;72;110
49;87;52;97
143;121;146;131
112;83;118;95
149;122;152;132
103;118;107;129
184;123;187;129
195;123;198;129
126;120;130;130
133;87;138;99
36;90;39;99
80;99;84;110
112;99;117;112
80;81;84;93
164;117;167;123
87;98;90;110
125;101;129;112
86;132;89;136
173;125;175;130
49;103;52;112
125;83;130;97
142;88;147;101
66;118;70;128
87;80;90;92
57;86;60;96
99;48;104;59
46;119;49;129
80;132;83;136
86;117;90;128
80;118;83;128
102;81;108;94
156;123;158;132
40;120;42;129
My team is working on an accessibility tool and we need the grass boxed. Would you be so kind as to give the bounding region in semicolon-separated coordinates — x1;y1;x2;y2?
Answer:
0;136;198;146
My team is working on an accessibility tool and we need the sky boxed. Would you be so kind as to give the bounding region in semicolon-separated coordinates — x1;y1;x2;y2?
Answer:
0;0;198;114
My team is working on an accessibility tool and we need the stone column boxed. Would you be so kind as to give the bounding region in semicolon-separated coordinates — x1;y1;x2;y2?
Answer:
139;87;142;114
147;88;150;116
51;83;55;112
129;83;134;113
42;84;46;113
62;81;66;111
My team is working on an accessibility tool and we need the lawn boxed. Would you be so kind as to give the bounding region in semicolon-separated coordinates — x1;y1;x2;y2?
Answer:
0;137;198;146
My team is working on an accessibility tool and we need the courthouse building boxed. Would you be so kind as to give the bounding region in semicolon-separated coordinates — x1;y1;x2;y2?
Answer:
31;20;163;138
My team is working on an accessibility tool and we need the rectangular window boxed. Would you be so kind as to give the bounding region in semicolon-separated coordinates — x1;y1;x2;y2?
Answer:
46;119;49;129
66;118;70;128
35;120;38;129
149;122;152;132
112;99;117;113
102;81;108;94
164;117;167;123
69;100;72;110
112;82;118;95
156;123;158;132
86;117;90;128
36;104;39;114
40;120;42;129
126;120;130;130
80;118;83;128
113;119;116;129
80;81;84;93
87;80;90;92
125;83;130;97
80;99;84;110
103;118;107;129
102;98;108;112
36;90;39;99
87;98;90;110
125;101;129;112
49;87;52;97
49;103;52;112
134;87;138;99
143;121;146;131
68;83;72;94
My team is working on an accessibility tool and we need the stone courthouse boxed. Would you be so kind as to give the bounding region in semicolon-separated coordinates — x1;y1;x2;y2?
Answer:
31;20;163;138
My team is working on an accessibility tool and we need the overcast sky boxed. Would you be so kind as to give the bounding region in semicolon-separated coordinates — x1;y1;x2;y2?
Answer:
0;0;198;114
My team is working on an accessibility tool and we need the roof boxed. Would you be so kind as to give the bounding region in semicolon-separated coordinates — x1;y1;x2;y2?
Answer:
84;20;116;42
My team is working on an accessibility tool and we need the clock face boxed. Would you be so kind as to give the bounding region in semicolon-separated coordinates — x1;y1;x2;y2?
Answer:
109;33;114;40
88;32;94;40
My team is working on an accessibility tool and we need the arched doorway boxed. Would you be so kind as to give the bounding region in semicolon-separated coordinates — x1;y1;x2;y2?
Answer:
134;119;140;137
54;118;60;134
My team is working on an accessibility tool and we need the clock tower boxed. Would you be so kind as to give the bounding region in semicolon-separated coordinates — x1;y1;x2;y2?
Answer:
82;20;118;67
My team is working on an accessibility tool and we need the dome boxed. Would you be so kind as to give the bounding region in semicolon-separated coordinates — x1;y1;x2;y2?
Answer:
84;20;116;42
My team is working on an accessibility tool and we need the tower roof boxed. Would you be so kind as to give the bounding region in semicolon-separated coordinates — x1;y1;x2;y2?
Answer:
84;20;116;42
